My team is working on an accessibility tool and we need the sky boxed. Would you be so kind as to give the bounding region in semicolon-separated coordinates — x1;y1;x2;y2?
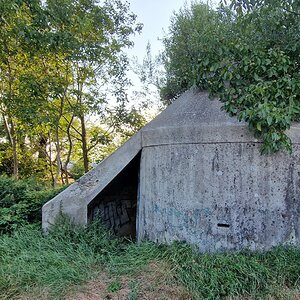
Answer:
126;0;193;61
126;0;219;61
122;0;219;111
124;0;195;107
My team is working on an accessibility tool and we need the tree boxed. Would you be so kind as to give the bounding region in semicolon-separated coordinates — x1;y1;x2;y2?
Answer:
161;1;300;154
0;0;50;178
131;42;165;112
0;0;142;182
45;0;142;173
161;2;231;102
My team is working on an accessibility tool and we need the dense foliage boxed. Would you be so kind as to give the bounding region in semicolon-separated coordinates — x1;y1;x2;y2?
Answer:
162;0;300;153
0;176;62;233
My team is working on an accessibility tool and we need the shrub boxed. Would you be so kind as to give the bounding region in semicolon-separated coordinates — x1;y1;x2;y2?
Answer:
0;176;63;234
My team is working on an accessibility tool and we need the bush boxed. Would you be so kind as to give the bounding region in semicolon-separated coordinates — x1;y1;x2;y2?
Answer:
0;176;63;234
162;1;300;154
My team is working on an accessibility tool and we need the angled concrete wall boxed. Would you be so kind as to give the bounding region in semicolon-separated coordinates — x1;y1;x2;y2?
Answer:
42;133;141;231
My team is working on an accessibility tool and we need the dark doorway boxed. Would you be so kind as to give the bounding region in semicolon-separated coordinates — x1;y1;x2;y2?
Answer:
87;152;141;238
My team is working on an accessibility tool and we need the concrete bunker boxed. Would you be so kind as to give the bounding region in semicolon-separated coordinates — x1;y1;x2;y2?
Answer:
87;153;140;238
43;88;300;253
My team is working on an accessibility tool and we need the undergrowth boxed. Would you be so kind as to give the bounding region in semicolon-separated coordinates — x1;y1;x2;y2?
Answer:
0;176;63;234
0;219;300;299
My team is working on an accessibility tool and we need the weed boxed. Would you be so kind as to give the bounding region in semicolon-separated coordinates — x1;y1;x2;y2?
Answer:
0;218;117;299
107;280;122;293
127;281;139;300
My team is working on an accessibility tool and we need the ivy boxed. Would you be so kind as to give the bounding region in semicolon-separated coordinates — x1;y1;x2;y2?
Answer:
162;1;300;154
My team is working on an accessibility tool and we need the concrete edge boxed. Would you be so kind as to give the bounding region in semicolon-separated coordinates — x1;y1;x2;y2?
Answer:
141;125;300;146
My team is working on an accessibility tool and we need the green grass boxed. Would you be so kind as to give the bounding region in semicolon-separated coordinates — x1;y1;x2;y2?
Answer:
0;219;300;299
0;220;120;299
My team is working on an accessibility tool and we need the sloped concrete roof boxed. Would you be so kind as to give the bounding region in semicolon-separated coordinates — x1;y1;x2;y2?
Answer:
142;88;252;146
142;88;300;145
42;88;300;231
145;89;242;129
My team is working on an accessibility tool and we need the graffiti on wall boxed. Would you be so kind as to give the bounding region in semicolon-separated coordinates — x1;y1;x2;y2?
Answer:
91;198;136;236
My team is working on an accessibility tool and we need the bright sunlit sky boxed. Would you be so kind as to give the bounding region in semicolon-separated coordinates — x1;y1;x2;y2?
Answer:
126;0;219;61
126;0;192;61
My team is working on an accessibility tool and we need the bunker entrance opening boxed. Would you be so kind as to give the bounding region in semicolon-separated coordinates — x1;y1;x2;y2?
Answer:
87;152;141;239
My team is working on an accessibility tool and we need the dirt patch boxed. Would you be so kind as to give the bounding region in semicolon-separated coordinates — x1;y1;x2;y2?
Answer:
15;288;50;300
65;261;191;300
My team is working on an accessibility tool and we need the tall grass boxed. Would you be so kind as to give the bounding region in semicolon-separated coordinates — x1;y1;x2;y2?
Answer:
0;220;119;299
0;219;300;299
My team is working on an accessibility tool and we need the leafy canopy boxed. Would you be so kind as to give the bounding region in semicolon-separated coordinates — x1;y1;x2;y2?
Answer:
0;0;143;180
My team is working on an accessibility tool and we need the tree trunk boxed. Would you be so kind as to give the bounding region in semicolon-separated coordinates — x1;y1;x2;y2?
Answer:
48;131;55;187
63;115;74;184
2;114;13;145
38;134;48;160
54;126;61;188
79;114;89;173
10;119;18;179
76;72;89;174
60;159;65;185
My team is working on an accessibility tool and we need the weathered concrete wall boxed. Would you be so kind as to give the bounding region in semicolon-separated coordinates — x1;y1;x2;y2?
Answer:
138;143;300;252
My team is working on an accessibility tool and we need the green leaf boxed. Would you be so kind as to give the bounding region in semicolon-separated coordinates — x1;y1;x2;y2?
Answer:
266;116;272;126
256;122;262;131
254;73;260;81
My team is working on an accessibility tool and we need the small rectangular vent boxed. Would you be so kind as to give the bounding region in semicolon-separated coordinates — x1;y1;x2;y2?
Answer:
217;223;230;228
